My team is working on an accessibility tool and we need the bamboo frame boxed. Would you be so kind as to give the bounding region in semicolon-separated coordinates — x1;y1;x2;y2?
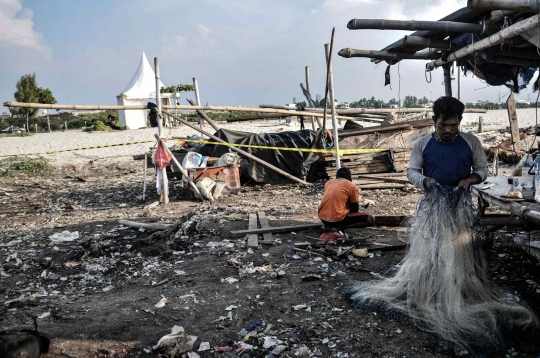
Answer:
468;0;540;12
426;14;540;70
338;48;441;60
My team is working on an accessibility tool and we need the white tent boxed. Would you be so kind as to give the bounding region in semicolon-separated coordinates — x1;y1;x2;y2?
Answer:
116;52;169;129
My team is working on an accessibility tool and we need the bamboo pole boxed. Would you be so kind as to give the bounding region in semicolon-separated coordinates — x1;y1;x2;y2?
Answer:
154;57;168;205
26;112;29;134
300;83;320;129
468;0;540;12
186;98;220;131
47;112;51;133
325;37;341;170
161;109;311;186
427;14;540;70
2;102;359;120
3;102;486;114
193;77;204;130
153;134;203;199
338;48;441;60
227;113;285;122
347;19;496;33
443;63;453;97
305;66;318;130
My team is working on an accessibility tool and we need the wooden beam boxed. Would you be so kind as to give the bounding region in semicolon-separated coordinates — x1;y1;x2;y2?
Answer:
257;211;273;242
354;174;410;184
468;0;540;12
247;213;259;249
227;113;285;122
231;223;321;237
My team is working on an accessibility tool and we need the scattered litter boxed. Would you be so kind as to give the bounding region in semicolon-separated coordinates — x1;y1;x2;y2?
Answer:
198;342;211;352
153;325;186;350
38;312;50;319
48;230;79;243
225;305;238;311
223;277;239;284
395;328;403;334
155;297;168;308
102;285;114;292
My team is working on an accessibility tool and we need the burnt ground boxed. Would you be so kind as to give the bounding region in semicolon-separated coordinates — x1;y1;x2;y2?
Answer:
0;162;539;358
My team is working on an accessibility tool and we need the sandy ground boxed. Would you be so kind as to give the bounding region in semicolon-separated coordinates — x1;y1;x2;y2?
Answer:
1;108;532;165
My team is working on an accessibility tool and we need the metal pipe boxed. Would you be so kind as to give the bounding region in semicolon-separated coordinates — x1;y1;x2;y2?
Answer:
468;0;540;12
427;14;540;70
347;19;496;33
338;48;441;60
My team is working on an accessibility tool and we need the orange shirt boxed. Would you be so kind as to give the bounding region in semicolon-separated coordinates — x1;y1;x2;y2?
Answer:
318;178;360;222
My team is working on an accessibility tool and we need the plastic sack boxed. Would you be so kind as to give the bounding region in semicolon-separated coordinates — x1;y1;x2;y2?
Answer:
154;140;172;169
196;177;216;201
214;153;240;167
182;152;207;169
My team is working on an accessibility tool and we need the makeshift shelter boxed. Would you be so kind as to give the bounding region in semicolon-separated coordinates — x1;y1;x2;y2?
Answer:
116;52;171;129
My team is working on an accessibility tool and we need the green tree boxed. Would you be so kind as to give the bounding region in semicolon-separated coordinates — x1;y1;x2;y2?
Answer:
403;95;418;108
13;73;39;119
388;98;397;105
36;87;57;105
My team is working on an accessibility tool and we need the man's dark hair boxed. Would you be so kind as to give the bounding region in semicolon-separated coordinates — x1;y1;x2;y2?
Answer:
432;96;465;121
336;167;352;181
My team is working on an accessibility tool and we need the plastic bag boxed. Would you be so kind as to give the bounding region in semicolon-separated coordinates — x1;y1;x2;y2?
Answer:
154;140;172;169
182;152;207;169
214;153;240;167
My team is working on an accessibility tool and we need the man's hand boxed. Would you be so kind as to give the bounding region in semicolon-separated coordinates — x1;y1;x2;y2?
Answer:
425;178;439;188
457;178;476;189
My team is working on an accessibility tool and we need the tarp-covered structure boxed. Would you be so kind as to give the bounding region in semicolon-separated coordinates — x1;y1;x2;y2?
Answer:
198;129;319;184
116;52;168;129
340;6;540;94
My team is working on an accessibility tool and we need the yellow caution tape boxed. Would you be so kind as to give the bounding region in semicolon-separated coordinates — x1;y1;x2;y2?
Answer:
0;137;388;158
0;140;159;158
176;138;388;155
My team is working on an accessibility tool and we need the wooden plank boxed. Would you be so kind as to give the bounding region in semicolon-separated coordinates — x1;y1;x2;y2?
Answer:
354;174;409;184
506;92;520;153
247;213;259;249
231;223;322;237
257;211;273;242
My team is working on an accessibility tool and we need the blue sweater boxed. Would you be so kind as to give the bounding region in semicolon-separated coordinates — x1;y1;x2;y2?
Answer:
407;132;488;190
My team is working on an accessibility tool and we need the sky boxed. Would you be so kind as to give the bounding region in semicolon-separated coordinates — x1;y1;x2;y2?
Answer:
0;0;537;114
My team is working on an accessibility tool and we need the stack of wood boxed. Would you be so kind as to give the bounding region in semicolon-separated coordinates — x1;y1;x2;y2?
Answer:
312;148;412;189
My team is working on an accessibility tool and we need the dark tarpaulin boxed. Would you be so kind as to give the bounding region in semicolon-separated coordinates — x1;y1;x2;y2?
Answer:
198;129;319;184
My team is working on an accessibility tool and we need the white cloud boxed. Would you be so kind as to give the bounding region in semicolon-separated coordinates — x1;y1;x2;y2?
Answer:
161;34;188;57
197;24;214;44
0;0;49;52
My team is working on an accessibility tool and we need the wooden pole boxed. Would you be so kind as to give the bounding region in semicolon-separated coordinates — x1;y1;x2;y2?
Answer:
35;123;37;133
300;83;319;129
443;63;453;97
507;93;520;153
427;14;540;70
193;77;204;131
478;116;483;133
325;39;341;170
305;66;317;130
65;120;67;131
26;112;29;134
154;57;168;205
161;109;311;186
47;112;51;133
457;66;461;101
143;151;147;201
322;29;335;131
186;99;220;131
227;113;285;122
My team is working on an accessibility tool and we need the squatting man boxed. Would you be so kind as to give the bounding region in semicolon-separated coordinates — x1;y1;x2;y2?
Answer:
407;96;488;191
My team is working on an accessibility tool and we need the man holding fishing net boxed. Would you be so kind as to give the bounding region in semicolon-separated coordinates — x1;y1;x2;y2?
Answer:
407;96;488;191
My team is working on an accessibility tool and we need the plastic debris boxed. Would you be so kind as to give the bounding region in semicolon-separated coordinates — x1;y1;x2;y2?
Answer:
48;230;79;243
198;342;211;352
155;297;168;308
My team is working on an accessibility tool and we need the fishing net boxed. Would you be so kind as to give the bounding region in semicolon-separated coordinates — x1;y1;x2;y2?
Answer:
347;186;538;355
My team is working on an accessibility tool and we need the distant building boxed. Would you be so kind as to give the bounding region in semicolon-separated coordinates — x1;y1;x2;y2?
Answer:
389;104;399;109
293;97;297;104
336;102;350;109
316;94;321;102
72;110;104;116
517;100;531;105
